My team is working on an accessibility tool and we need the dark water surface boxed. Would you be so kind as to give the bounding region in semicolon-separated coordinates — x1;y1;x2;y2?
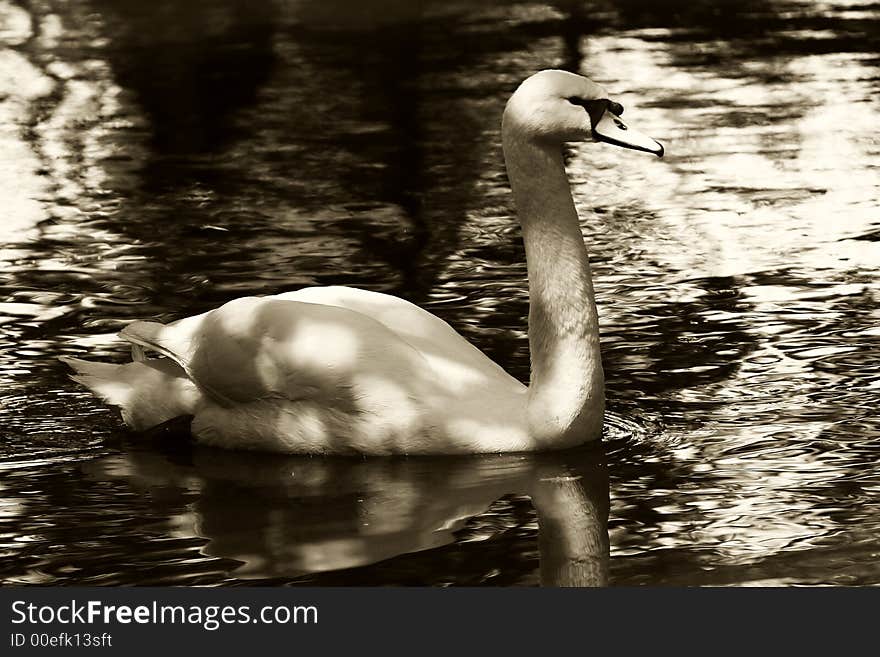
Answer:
1;0;879;585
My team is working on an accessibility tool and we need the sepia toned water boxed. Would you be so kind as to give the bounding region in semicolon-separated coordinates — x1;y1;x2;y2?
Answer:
1;0;878;586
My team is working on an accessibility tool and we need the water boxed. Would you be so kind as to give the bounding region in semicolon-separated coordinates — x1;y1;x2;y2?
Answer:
1;0;878;586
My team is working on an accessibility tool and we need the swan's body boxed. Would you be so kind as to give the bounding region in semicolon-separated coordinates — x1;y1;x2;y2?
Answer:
63;70;662;455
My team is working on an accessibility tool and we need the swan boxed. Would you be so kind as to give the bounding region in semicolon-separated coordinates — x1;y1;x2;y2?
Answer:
62;70;663;455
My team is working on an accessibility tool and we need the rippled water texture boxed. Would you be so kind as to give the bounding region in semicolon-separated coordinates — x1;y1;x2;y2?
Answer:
1;0;879;586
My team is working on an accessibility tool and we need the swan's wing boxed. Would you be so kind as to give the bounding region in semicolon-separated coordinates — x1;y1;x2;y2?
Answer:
275;286;523;392
120;296;434;406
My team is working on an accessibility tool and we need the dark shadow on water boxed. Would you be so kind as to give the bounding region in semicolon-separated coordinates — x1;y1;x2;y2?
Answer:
89;0;280;155
603;272;758;419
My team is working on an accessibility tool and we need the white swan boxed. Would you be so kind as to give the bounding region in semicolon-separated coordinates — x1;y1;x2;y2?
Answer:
62;70;662;455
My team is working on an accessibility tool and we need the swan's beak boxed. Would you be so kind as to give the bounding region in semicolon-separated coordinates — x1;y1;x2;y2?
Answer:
593;109;664;157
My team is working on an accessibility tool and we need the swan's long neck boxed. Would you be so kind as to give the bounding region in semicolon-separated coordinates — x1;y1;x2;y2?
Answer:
503;129;605;448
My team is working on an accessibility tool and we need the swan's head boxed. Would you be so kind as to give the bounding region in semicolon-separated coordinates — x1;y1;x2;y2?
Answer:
503;69;663;157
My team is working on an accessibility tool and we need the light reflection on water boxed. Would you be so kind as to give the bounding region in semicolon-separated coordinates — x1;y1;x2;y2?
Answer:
1;0;879;586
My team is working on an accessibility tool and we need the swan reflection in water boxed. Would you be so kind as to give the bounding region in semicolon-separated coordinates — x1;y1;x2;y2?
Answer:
85;438;609;586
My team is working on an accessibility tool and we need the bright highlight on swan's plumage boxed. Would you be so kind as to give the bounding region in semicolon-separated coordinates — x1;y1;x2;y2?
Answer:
62;70;662;455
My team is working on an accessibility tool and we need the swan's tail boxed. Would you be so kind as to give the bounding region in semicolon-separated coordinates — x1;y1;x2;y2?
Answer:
60;356;133;407
60;355;201;431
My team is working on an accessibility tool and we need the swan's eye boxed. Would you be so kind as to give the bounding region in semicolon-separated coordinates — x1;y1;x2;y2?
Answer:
567;97;625;117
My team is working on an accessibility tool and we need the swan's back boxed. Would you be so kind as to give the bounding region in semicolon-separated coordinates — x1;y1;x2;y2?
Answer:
276;286;522;393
